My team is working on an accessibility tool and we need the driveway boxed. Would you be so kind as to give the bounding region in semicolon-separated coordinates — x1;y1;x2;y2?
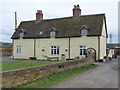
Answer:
53;57;118;88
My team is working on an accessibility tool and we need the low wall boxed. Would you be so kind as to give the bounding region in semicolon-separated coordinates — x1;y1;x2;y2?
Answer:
1;56;94;88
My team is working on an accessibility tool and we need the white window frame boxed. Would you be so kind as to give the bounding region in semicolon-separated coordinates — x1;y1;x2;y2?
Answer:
20;32;24;38
51;46;60;55
50;31;56;37
81;29;88;36
16;46;21;54
80;46;86;55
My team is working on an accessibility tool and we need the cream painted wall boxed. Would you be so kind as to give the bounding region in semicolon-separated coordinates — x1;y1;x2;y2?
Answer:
99;19;107;59
35;38;69;60
13;39;34;59
70;36;99;60
101;19;107;37
99;36;106;59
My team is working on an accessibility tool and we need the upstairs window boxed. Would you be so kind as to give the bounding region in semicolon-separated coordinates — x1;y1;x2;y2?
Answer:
80;46;86;55
50;31;56;37
49;27;57;38
19;29;25;38
20;32;24;38
51;46;60;55
16;46;21;54
80;25;88;36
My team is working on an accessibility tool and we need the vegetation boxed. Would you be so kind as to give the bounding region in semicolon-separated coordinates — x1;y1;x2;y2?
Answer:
1;61;58;71
12;64;98;88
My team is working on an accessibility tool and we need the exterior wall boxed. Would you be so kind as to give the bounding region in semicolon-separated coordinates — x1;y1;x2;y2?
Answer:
35;38;69;60
99;36;106;59
99;19;107;59
13;37;101;60
70;36;99;60
101;19;106;37
13;39;34;59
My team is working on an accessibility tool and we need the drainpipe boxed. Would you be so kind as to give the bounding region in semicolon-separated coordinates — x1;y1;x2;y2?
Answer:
69;37;70;59
12;39;14;59
34;39;36;58
98;36;100;60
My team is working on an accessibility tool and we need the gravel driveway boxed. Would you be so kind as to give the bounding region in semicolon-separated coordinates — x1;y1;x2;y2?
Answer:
53;57;118;88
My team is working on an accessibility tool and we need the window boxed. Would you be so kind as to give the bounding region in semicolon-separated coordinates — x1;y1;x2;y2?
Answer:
81;29;88;36
80;46;86;55
16;46;21;54
20;29;25;38
81;25;88;36
50;27;57;37
51;46;60;55
50;31;56;37
20;32;24;38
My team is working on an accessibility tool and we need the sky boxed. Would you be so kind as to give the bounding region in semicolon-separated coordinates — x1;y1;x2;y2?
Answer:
0;0;119;43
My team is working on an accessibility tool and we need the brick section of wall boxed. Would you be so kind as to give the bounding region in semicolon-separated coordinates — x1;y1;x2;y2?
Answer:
1;56;94;88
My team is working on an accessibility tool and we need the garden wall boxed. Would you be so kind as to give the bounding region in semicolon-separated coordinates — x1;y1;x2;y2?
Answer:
1;56;94;88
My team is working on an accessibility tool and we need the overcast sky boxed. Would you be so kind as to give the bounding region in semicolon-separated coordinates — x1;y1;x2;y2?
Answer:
0;0;119;43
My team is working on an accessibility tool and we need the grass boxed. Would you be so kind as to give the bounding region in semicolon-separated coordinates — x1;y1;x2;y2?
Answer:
1;61;58;71
12;64;98;88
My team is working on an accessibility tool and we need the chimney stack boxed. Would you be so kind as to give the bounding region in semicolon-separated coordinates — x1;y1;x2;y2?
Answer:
36;10;43;20
73;4;81;18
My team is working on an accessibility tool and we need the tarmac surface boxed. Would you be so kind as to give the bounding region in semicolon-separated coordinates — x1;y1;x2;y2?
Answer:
53;57;119;88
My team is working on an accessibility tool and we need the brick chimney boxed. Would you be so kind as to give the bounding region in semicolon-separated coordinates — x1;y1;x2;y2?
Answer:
73;5;81;18
36;10;43;20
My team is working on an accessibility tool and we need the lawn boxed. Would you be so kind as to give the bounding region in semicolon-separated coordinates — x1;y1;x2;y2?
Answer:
1;61;58;71
13;64;98;88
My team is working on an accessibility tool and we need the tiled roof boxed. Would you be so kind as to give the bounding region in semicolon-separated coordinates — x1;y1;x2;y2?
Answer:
11;13;107;39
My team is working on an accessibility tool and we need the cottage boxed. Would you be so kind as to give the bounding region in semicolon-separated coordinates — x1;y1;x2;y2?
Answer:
11;5;108;61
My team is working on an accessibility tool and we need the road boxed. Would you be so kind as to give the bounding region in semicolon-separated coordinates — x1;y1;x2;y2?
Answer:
53;57;118;88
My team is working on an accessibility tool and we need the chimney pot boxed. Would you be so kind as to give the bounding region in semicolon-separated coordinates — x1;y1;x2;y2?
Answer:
77;5;79;8
74;5;77;8
37;10;42;13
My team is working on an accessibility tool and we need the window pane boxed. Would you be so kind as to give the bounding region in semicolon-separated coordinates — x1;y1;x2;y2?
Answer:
80;46;86;55
51;50;53;54
54;50;56;54
57;49;59;54
51;46;59;55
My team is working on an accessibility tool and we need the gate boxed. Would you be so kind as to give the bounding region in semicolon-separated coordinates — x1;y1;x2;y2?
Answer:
86;47;96;62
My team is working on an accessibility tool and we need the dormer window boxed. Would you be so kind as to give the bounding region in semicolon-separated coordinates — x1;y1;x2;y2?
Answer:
80;25;89;36
19;29;25;38
49;27;57;38
50;31;56;37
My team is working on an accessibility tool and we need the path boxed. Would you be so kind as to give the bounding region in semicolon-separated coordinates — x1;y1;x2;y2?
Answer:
53;57;118;88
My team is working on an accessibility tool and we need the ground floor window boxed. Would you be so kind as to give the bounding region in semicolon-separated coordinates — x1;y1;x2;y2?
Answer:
16;46;21;54
51;46;60;55
80;46;86;55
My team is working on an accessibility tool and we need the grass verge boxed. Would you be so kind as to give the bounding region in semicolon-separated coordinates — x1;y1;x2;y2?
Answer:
12;64;99;88
1;61;58;71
